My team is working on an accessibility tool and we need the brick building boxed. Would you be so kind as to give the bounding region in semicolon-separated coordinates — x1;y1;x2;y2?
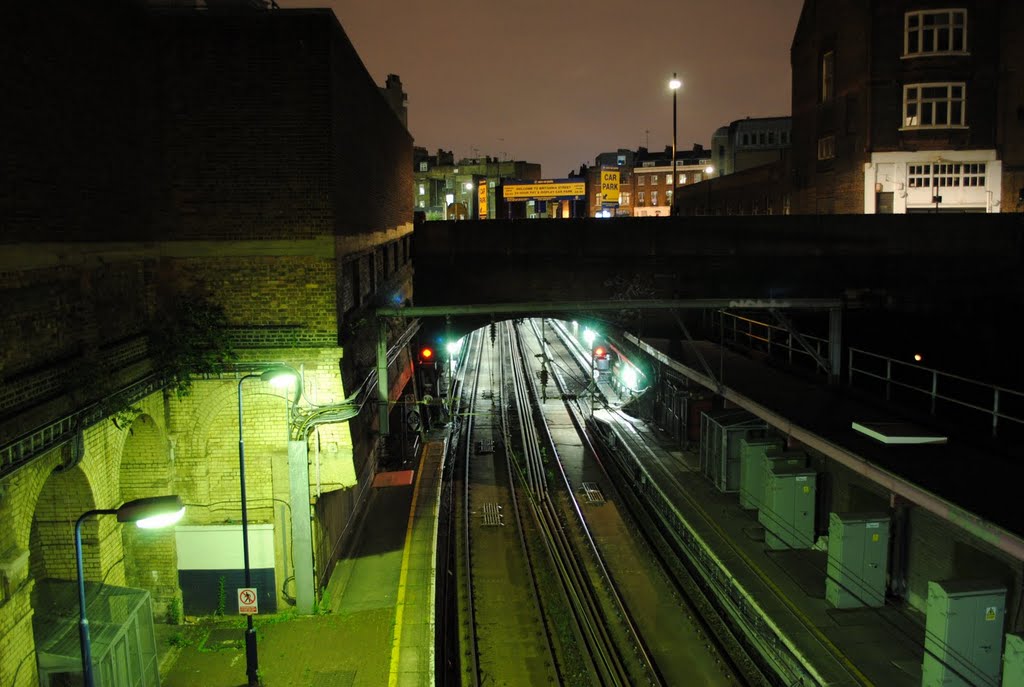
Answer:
0;2;413;684
794;0;1022;213
586;145;713;217
710;116;792;177
413;149;542;220
676;0;1024;216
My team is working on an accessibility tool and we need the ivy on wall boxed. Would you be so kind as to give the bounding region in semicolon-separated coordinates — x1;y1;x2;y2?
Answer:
152;296;237;398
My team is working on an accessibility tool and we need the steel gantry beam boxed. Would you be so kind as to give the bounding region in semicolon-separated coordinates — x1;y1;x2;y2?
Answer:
374;298;843;437
375;298;843;318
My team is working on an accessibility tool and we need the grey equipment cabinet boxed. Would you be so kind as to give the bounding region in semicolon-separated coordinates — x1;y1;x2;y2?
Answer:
921;580;1005;687
758;464;816;550
825;512;890;609
738;436;782;510
699;409;766;493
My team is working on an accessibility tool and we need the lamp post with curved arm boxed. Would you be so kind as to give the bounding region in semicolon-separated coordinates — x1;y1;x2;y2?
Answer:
237;365;298;687
76;495;185;687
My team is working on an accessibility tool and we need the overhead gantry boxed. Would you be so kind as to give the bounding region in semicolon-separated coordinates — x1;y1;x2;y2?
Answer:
374;297;845;437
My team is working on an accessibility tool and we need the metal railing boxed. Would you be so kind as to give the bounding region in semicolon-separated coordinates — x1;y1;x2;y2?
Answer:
847;347;1024;438
710;309;1024;438
711;309;830;375
0;371;168;479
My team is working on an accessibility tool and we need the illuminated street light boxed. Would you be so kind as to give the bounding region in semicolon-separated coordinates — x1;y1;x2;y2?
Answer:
238;365;299;686
76;496;185;687
464;181;475;219
705;165;714;176
669;73;682;215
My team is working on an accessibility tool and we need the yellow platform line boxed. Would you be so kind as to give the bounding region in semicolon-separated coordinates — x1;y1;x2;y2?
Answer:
688;485;875;686
387;443;434;687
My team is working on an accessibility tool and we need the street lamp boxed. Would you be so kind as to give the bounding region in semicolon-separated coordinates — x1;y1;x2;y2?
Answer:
76;495;185;687
669;74;682;215
464;181;474;220
238;365;299;686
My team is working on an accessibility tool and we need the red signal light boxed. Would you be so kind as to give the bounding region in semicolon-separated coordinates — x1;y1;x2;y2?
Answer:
420;347;434;360
593;346;607;359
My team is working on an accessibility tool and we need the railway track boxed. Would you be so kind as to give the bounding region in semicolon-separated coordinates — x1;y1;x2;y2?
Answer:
449;328;559;686
441;318;767;686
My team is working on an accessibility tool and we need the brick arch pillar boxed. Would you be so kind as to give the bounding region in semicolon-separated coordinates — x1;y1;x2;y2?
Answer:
119;413;180;622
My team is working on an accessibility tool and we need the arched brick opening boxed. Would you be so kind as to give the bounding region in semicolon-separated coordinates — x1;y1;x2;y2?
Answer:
119;413;180;621
171;380;290;614
29;464;100;584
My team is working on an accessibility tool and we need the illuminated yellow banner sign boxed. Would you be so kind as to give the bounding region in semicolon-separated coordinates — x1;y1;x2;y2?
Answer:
478;182;488;218
600;169;620;204
503;180;586;200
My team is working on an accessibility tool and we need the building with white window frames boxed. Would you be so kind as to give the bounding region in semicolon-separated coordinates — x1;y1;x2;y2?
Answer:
790;0;1021;214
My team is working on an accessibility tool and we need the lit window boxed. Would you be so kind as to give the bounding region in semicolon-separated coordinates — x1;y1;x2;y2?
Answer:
638;191;645;205
905;9;967;57
652;191;659;205
418;184;425;196
680;174;687;184
903;83;966;129
620;191;631;205
821;51;835;103
418;161;428;172
817;135;836;160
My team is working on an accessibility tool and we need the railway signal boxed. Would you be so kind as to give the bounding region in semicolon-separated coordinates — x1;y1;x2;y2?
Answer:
419;346;435;365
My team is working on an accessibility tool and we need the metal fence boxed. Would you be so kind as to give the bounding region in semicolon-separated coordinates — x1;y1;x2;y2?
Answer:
711;310;831;375
710;309;1024;438
847;347;1024;438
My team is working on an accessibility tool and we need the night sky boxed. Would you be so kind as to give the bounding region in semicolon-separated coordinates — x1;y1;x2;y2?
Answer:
278;0;805;177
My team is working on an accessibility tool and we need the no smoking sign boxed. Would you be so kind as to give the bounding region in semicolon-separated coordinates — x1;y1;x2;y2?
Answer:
238;587;259;615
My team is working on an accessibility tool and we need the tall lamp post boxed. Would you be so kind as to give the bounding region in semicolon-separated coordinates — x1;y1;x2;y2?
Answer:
238;365;299;687
463;181;474;220
669;73;682;215
76;495;186;687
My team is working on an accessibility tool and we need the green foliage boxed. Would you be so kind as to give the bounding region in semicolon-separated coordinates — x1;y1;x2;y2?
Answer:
168;631;188;648
314;587;332;615
215;576;227;616
152;295;237;398
112;405;144;431
167;595;184;625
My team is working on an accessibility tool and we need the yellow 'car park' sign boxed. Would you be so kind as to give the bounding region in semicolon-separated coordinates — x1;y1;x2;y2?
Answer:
478;182;488;218
600;169;620;204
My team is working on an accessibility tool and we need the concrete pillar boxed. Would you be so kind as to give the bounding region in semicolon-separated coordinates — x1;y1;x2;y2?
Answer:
288;440;315;614
377;318;390;437
829;306;843;385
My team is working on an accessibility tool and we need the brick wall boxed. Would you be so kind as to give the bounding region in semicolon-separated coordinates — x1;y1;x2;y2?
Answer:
1;0;160;243
790;0;1013;214
1;1;415;676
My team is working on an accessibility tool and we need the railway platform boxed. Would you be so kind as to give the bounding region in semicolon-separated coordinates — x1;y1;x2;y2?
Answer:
161;431;447;687
604;335;1024;686
611;411;924;686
